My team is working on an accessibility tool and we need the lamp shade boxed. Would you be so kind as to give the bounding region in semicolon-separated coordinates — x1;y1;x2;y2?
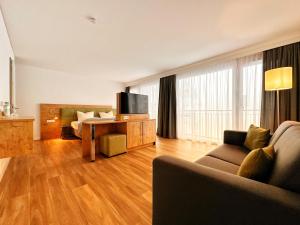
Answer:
265;67;293;91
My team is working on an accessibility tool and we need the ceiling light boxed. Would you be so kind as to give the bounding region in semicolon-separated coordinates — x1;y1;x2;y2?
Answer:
86;16;96;24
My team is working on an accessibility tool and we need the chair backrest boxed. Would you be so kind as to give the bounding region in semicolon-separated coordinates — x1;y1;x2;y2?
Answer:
268;123;300;193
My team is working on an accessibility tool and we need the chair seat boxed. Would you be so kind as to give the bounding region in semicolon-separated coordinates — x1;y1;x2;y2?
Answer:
100;134;127;157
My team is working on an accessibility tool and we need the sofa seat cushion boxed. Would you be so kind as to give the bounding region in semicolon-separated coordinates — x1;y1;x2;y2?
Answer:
195;156;240;174
207;144;249;166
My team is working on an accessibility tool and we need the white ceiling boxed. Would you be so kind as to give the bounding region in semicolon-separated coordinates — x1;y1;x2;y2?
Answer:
1;0;300;82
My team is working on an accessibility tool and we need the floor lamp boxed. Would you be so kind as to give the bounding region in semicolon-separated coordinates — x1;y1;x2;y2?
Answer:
265;67;293;126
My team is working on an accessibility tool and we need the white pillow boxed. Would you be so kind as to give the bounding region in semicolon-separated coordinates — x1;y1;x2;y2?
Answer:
77;111;94;123
99;111;114;119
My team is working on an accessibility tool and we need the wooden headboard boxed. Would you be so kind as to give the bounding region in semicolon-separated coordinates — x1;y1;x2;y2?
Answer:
40;103;113;140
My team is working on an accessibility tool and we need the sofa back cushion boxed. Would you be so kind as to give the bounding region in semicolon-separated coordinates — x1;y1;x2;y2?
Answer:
269;121;300;146
238;145;275;182
268;125;300;192
244;125;270;150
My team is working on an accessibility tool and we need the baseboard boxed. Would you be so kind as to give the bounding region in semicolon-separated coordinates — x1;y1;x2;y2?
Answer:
127;142;156;151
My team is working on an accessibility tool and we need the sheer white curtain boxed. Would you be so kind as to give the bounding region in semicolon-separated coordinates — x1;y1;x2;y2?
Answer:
177;62;235;143
177;53;263;143
237;53;263;130
130;81;159;120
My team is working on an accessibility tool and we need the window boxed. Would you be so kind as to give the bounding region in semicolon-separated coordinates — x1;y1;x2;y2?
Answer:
130;81;159;120
177;63;234;142
177;53;263;143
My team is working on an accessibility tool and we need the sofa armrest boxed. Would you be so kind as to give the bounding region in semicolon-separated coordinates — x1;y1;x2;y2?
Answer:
153;156;300;225
223;130;247;146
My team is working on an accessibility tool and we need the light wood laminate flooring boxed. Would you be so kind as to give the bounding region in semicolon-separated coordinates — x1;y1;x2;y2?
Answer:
0;137;216;225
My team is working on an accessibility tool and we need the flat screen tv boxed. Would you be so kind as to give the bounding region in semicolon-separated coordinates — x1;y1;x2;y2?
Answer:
119;92;148;114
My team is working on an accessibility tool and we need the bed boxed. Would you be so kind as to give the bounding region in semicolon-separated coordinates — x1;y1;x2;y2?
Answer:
40;104;117;140
70;117;116;138
71;120;80;137
62;108;116;138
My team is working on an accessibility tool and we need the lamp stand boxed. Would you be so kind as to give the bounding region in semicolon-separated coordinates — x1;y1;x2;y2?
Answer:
276;90;280;126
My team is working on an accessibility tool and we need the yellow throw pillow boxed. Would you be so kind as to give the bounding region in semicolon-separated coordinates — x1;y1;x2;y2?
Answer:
237;145;275;182
244;124;270;150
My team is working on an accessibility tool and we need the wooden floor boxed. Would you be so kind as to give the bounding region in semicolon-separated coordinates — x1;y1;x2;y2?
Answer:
0;137;216;225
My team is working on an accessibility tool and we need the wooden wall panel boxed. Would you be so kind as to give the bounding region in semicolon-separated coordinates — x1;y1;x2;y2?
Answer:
40;104;112;140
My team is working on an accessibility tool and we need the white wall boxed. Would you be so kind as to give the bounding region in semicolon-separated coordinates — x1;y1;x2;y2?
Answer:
0;10;14;181
0;12;13;102
16;63;124;140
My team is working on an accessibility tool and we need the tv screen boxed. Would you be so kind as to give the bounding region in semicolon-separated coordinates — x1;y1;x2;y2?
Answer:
120;92;148;114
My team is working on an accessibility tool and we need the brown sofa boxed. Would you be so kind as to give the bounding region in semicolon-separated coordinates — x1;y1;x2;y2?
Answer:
153;121;300;225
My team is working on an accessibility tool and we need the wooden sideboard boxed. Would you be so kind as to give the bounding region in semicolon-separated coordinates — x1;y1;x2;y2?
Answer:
127;119;156;149
116;114;156;149
0;117;34;158
82;116;156;161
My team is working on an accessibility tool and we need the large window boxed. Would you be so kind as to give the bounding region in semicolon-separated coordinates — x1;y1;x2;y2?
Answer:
177;53;263;142
130;81;159;120
130;54;262;142
177;63;234;142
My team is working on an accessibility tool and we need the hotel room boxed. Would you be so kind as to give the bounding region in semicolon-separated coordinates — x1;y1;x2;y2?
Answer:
0;1;300;225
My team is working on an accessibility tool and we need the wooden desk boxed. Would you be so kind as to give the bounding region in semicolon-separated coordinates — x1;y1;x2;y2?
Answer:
82;119;156;161
0;116;34;158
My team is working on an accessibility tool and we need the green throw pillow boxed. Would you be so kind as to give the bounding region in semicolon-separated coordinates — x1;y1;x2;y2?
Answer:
237;145;275;182
244;124;270;150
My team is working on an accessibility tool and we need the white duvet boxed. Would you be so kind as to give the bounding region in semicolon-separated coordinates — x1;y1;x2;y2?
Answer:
71;121;79;130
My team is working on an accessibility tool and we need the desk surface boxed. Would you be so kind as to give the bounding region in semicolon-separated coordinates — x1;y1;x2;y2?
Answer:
82;119;155;125
82;120;126;125
0;116;35;122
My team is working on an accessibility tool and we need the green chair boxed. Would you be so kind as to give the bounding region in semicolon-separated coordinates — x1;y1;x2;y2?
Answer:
99;134;127;157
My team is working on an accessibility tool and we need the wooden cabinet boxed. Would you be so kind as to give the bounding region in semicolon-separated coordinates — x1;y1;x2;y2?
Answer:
0;117;34;158
127;121;143;148
142;120;156;144
81;119;156;160
127;119;156;149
